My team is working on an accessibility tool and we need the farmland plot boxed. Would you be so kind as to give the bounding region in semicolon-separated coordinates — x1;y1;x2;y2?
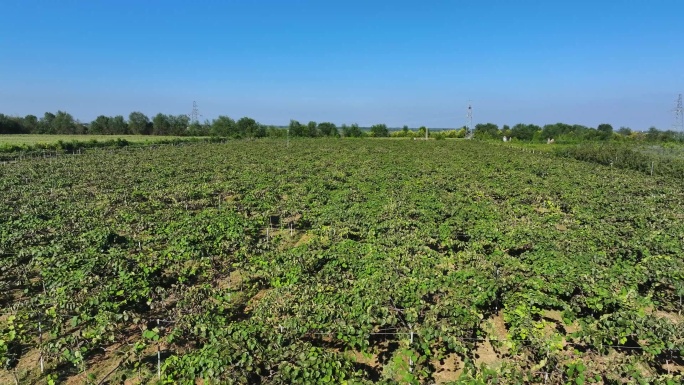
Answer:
0;139;682;384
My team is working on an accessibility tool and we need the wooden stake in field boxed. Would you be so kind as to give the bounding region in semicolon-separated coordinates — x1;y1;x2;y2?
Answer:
157;319;161;379
38;319;44;373
408;325;414;373
266;218;271;242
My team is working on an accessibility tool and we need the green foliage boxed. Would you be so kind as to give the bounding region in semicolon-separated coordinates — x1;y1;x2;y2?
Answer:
54;110;81;134
474;123;500;139
0;114;26;134
597;123;613;140
109;115;129;134
446;128;467;138
0;139;682;383
236;116;265;138
153;113;172;136
128;111;151;135
555;142;684;179
89;115;110;134
317;122;338;137
0;136;218;158
39;112;56;134
6;109;683;148
510;123;540;141
212;115;237;137
289;119;306;137
341;123;363;137
370;123;389;137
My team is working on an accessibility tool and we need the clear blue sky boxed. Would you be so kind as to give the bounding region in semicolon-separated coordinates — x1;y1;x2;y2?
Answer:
1;0;682;129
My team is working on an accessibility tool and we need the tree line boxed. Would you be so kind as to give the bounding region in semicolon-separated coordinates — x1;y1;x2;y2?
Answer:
472;122;684;143
0;111;392;138
1;111;682;142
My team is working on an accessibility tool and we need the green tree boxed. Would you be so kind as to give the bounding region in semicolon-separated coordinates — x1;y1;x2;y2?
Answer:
342;123;363;137
0;114;24;134
22;115;38;133
597;123;613;140
307;121;319;137
38;112;56;134
510;123;540;141
76;120;88;134
652;129;679;142
236;117;259;137
52;110;76;134
187;120;210;136
617;126;632;136
289;119;306;137
267;126;287;138
110;115;128;134
152;113;171;136
474;123;500;139
256;124;267;137
370;123;388;137
445;128;466;138
541;124;555;139
168;114;190;136
89;115;110;134
211;116;236;137
553;124;588;141
128;111;151;135
317;122;338;137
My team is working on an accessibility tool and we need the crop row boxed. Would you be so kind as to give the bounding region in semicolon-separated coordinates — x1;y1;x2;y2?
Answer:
0;140;682;384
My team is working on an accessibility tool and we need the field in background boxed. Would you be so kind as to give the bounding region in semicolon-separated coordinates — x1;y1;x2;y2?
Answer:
0;134;204;145
638;143;684;160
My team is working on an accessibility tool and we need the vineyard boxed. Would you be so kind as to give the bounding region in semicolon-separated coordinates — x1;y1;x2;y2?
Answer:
0;139;682;384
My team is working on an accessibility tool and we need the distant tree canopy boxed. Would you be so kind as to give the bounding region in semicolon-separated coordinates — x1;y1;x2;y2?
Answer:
284;120;340;138
317;122;338;137
211;116;236;137
51;111;79;134
128;112;151;135
110;116;129;135
0;114;24;134
306;121;318;137
474;123;500;139
152;113;171;136
288;120;306;137
510;123;541;141
391;127;466;139
370;124;389;137
1;110;682;143
341;123;363;138
597;123;613;140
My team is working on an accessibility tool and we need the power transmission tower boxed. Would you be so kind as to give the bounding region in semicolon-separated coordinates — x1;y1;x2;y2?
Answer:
189;101;202;124
673;94;683;133
465;101;473;139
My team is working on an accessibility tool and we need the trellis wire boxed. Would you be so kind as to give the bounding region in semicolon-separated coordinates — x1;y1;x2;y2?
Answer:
139;320;680;351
